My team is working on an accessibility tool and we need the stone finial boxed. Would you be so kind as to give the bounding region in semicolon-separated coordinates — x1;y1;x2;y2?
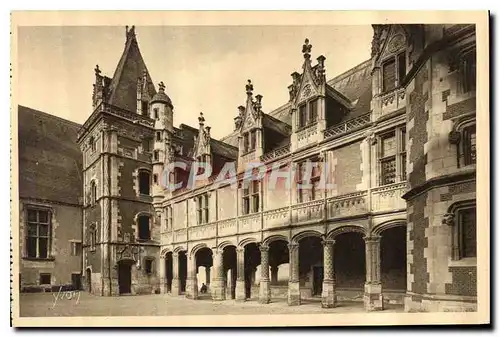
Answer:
255;94;263;111
158;81;165;92
126;25;136;42
234;115;242;130
198;112;205;126
302;38;312;59
94;64;101;76
205;126;211;135
246;79;254;96
238;105;245;116
291;72;301;84
317;55;326;71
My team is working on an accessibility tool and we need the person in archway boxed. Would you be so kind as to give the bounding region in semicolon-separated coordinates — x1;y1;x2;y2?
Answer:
200;283;207;294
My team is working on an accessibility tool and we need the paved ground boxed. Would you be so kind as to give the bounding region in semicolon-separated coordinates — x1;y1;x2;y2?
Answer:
20;292;403;317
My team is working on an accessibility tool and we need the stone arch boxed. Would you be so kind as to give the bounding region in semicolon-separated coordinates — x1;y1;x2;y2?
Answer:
291;230;323;244
371;219;406;236
218;240;236;250
173;246;186;253
190;243;209;257
262;234;289;246
238;237;258;248
327;225;366;240
160;248;172;257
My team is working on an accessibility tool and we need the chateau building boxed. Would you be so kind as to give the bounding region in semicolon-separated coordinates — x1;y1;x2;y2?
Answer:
19;24;476;312
18;106;83;291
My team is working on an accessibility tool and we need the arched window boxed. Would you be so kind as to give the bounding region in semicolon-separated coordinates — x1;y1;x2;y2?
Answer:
138;170;151;195
88;224;97;252
444;201;476;260
449;117;476;167
90;180;97;205
137;215;151;241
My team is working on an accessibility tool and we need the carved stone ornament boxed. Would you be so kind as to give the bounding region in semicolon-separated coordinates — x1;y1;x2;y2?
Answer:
448;131;461;145
442;213;455;226
387;34;406;53
302;83;313;100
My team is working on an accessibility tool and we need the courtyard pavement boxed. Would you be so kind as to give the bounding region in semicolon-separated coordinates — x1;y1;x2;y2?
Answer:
19;292;404;317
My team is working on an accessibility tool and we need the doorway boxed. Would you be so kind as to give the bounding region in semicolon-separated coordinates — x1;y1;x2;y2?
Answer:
313;266;323;296
72;273;82;290
118;261;133;294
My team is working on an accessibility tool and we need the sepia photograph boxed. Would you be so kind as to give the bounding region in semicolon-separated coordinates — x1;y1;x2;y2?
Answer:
10;11;490;327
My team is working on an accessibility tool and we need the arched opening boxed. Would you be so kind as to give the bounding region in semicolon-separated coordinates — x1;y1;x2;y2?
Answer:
268;239;289;302
195;247;213;299
334;232;365;291
380;226;406;292
85;268;92;293
118;260;134;295
223;245;237;299
178;251;187;294
165;252;173;293
298;236;323;300
244;242;261;300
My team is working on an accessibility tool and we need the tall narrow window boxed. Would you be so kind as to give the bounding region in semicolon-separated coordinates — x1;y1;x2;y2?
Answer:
88;224;97;252
298;104;307;128
25;208;51;259
310;160;321;200
243;132;249;153
89;136;96;152
309;99;318;124
379;126;406;185
138;170;151;195
251;180;260;213
70;241;82;256
142;101;149;116
153;150;159;162
382;58;396;93
144;258;154;275
242;185;250;215
138;215;151;241
156;131;162;141
463;124;476;166
461;50;476;93
400;128;407;181
142;138;152;153
397;52;406;86
153;108;159;120
203;194;209;223
296;162;305;203
459;207;477;258
90;180;97;206
249;130;256;151
166;206;173;229
380;131;397;185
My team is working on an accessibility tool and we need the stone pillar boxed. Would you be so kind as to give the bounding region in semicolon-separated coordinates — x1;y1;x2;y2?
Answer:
211;248;226;300
159;255;166;294
259;244;271;304
270;265;279;285
287;243;300;306
364;235;384;311
171;252;180;296
185;255;198;299
235;247;246;301
205;267;211;289
321;239;336;308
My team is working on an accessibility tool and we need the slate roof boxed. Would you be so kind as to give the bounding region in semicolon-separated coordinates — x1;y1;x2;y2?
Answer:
18;105;83;205
107;30;157;113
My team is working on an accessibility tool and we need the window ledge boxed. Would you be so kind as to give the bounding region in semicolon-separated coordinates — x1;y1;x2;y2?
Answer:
448;257;477;268
23;257;55;262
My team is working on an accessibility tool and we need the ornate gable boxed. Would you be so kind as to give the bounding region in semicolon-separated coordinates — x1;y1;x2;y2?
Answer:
239;80;263;134
192;112;211;159
372;25;409;64
290;39;327;108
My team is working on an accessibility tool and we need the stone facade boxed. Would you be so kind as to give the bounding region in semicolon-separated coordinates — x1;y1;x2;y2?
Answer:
48;24;477;313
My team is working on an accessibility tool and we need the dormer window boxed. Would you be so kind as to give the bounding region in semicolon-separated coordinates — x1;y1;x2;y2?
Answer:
382;51;406;93
243;130;257;153
297;98;319;129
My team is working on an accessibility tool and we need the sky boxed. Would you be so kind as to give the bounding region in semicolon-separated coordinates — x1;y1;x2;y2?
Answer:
17;25;373;139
